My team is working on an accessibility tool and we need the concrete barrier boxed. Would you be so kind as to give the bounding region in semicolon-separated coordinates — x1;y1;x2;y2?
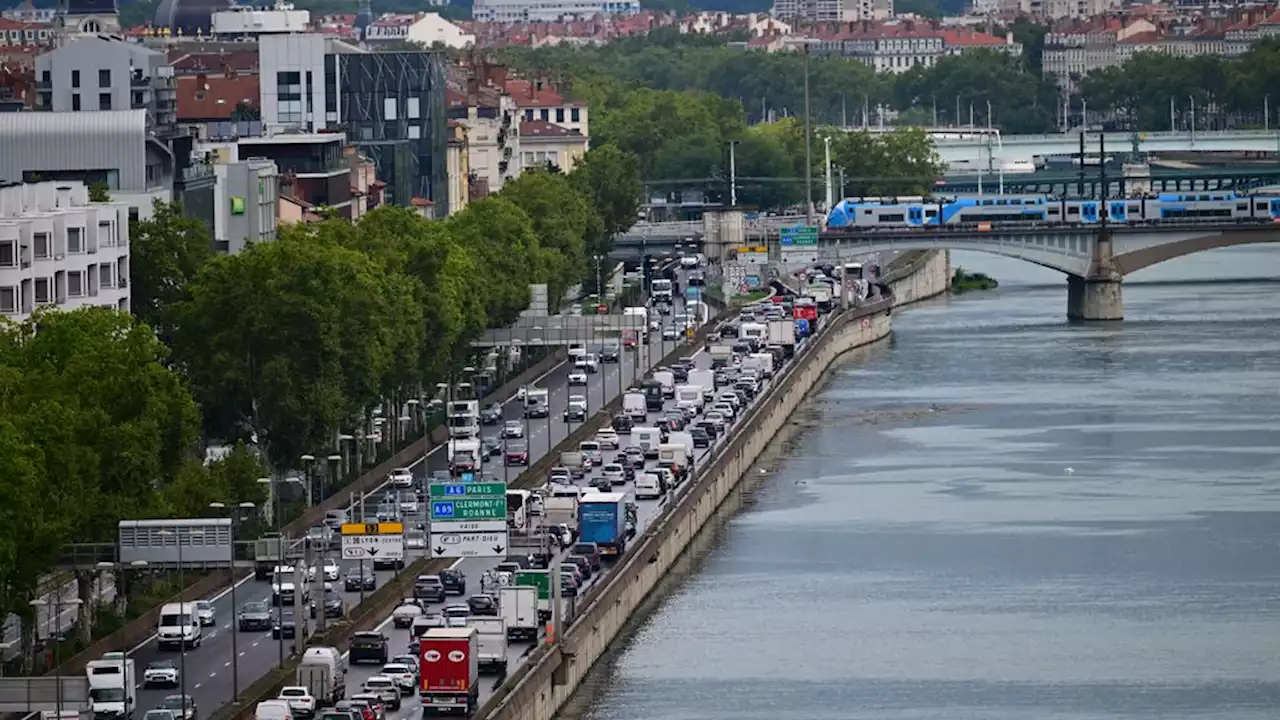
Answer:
475;298;895;720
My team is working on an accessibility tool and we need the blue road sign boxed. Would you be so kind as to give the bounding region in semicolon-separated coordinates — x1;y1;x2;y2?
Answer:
458;471;475;483
432;501;456;518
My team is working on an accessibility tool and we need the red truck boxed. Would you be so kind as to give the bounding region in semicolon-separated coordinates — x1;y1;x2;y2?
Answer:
419;627;479;716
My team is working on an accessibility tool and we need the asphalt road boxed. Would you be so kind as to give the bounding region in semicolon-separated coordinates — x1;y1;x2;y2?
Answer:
125;301;695;718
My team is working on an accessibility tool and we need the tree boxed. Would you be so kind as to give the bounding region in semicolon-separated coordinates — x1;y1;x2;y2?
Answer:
447;198;539;330
88;182;111;202
160;443;269;517
130;200;214;337
829;127;943;196
569;144;642;241
499;169;596;304
171;232;423;471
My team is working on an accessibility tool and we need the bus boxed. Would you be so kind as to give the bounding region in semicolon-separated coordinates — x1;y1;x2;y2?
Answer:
506;489;531;531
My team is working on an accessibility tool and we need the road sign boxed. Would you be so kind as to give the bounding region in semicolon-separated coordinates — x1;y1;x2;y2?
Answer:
780;225;819;246
736;245;769;265
430;530;509;558
429;482;507;499
340;533;404;560
430;497;507;521
515;569;551;600
341;521;404;536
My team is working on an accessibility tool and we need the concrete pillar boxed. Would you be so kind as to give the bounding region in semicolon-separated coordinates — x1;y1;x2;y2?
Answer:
1067;233;1124;321
1122;162;1151;197
701;208;744;263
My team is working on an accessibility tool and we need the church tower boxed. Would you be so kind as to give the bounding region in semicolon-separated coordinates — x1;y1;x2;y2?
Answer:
54;0;121;35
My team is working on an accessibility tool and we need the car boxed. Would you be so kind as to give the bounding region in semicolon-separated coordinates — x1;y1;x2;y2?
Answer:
504;441;529;466
594;427;620;449
601;463;626;486
624;446;645;465
478;435;502;458
360;677;401;712
380;663;416;695
344;569;377;592
272;611;296;639
372;551;404;571
391;654;420;674
310;591;344;619
680;254;700;268
563;396;588;422
413;575;446;602
559;572;579;597
690;425;711;448
143;660;179;688
237;600;273;631
193;600;214;627
398;492;420;515
480;403;504;425
564;554;592;580
143;710;177;720
577;354;599;373
350;632;389;665
340;697;380;720
579;441;603;466
439;568;467;595
600;344;620;362
501;420;525;439
662;326;679;341
405;528;426;551
309;557;340;583
307;526;335;551
160;695;197;720
567;369;588;386
611;414;633;432
467;594;499;617
388;468;413;489
391;601;423;630
704;411;728;430
326;707;366;720
443;604;471;627
277;687;316;719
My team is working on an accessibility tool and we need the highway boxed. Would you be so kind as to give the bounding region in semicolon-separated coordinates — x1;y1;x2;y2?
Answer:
122;301;693;718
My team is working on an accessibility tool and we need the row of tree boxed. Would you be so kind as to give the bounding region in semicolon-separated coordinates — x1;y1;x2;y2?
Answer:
1;145;643;657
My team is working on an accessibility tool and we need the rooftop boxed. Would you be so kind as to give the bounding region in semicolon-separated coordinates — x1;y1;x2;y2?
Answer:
520;119;583;138
177;74;260;120
239;132;344;146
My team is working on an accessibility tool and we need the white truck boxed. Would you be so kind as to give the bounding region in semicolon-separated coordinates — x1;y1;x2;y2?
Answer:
448;437;483;473
806;282;834;310
469;617;509;674
298;647;346;705
739;322;767;348
542;495;579;530
674;384;703;412
499;584;540;638
157;602;202;651
632;427;662;459
708;343;735;369
687;369;716;401
658;441;692;478
745;353;775;378
447;400;480;439
652;370;675;398
523;387;549;418
767;319;796;346
86;653;135;720
651;278;674;304
623;391;647;422
623;307;649;341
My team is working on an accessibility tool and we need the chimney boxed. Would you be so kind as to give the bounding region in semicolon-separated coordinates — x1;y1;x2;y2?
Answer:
56;185;72;208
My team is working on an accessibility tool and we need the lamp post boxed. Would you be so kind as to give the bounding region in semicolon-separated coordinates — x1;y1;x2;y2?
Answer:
209;500;255;703
255;477;286;668
802;40;814;226
300;455;315;507
156;528;201;709
95;560;146;720
31;595;82;717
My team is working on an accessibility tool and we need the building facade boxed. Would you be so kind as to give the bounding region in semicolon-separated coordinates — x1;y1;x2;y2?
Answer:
0;180;131;321
35;36;177;129
773;0;893;23
472;0;640;24
364;13;476;49
258;33;363;134
518;119;586;173
212;157;279;253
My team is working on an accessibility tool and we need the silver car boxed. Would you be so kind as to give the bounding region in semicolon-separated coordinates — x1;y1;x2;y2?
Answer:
405;529;426;551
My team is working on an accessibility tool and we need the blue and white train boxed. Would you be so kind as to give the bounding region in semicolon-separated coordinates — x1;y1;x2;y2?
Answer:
824;192;1280;230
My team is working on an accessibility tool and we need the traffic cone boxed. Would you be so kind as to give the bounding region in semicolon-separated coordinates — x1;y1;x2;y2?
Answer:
545;622;554;644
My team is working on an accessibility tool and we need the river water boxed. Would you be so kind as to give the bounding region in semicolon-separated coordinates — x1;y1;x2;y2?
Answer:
562;247;1280;720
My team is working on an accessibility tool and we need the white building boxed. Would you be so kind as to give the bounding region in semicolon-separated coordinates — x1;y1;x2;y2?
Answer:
364;13;475;48
472;0;639;24
211;2;311;38
0;180;131;321
773;0;892;23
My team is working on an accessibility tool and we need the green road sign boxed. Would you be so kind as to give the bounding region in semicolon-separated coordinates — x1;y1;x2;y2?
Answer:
429;482;507;499
429;497;507;521
780;226;819;246
516;569;551;600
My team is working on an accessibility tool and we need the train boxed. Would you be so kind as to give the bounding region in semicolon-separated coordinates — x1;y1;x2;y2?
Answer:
824;192;1280;230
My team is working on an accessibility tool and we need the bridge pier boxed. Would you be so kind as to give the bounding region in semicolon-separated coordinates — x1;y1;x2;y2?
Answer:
701;208;745;263
1066;232;1123;321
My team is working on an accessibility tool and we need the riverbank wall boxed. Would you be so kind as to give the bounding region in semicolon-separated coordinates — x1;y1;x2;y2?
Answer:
475;250;951;720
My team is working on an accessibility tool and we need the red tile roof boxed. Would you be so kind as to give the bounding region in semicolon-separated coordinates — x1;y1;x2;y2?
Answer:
504;78;570;107
176;74;260;121
520;119;582;138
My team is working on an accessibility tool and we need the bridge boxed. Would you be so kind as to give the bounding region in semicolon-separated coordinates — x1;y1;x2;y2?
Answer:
937;129;1280;167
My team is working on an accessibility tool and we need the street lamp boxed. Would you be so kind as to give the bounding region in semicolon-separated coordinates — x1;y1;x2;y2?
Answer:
255;477;286;668
95;560;145;720
32;596;82;716
300;455;315;507
155;528;202;708
209;500;255;703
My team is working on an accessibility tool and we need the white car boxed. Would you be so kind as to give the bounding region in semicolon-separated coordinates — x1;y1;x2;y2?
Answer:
443;605;470;628
568;369;588;386
502;420;524;439
194;600;215;627
601;464;625;486
576;355;599;373
398;494;420;514
388;468;413;489
309;558;340;582
277;687;316;718
361;677;401;711
380;663;417;695
680;254;700;268
594;427;619;449
143;660;179;687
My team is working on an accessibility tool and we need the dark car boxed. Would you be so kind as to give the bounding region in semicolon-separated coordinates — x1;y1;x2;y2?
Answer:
504;441;529;466
349;631;389;665
611;414;633;433
344;569;377;592
237;600;272;632
480;403;503;425
310;590;344;619
571;542;602;571
671;365;689;383
439;568;466;596
271;611;296;639
663;411;687;430
563;404;587;422
559;572;579;598
696;420;720;439
690;425;711;448
466;595;499;617
600;344;620;362
563;554;593;581
589;475;612;492
481;436;503;457
161;695;197;720
372;552;404;571
413;574;446;602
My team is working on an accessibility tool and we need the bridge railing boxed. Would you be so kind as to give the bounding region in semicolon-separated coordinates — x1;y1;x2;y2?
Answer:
935;129;1280;145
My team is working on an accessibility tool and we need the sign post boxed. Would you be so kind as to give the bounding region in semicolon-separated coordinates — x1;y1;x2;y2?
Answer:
779;225;820;266
428;480;510;558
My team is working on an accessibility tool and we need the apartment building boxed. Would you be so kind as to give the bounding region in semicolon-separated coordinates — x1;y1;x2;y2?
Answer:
773;0;893;24
472;0;640;25
809;21;1020;72
0;180;131;321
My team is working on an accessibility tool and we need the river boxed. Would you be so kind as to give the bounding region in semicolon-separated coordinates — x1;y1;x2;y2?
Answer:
560;246;1280;720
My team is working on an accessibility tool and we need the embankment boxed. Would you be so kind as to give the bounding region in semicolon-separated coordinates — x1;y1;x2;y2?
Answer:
476;249;951;720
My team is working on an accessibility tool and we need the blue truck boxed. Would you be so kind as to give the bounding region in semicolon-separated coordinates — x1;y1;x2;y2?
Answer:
577;492;629;557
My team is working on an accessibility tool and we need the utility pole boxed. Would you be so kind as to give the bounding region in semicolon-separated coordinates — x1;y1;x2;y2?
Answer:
802;41;813;225
823;135;833;212
728;141;738;207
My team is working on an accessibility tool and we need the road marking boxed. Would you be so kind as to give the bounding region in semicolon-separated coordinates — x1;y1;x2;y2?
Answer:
224;661;232;667
194;683;202;689
239;651;246;657
209;672;216;678
252;641;260;647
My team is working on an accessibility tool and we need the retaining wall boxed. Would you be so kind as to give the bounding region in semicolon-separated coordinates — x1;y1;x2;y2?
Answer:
475;249;952;720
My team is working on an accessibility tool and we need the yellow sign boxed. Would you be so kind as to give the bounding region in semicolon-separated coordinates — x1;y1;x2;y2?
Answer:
739;245;768;254
341;522;404;536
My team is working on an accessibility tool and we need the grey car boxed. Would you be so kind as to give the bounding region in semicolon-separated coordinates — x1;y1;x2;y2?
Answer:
161;695;197;720
237;601;272;632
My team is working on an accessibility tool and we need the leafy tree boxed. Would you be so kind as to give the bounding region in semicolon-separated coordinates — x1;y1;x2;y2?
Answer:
893;49;1059;133
88;182;111;202
829;127;943;196
498;169;597;303
447;198;538;330
171;232;423;471
161;444;269;516
130;199;214;337
568;144;642;240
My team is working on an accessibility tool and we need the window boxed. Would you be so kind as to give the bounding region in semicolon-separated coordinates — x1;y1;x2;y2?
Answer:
407;97;420;119
383;97;397;120
67;271;84;298
99;92;111;110
276;71;302;124
555;108;565;123
72;93;80;111
98;221;113;247
570;107;580;123
0;287;15;314
34;278;50;304
98;68;110;88
33;232;50;259
0;240;14;267
539;109;549;121
407;125;420;140
99;264;113;288
67;227;84;254
71;69;80;88
132;91;144;107
41;70;50;85
523;109;533;121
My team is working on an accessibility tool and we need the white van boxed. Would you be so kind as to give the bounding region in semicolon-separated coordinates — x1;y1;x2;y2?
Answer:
157;602;202;650
632;427;661;459
254;699;295;720
635;472;663;500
